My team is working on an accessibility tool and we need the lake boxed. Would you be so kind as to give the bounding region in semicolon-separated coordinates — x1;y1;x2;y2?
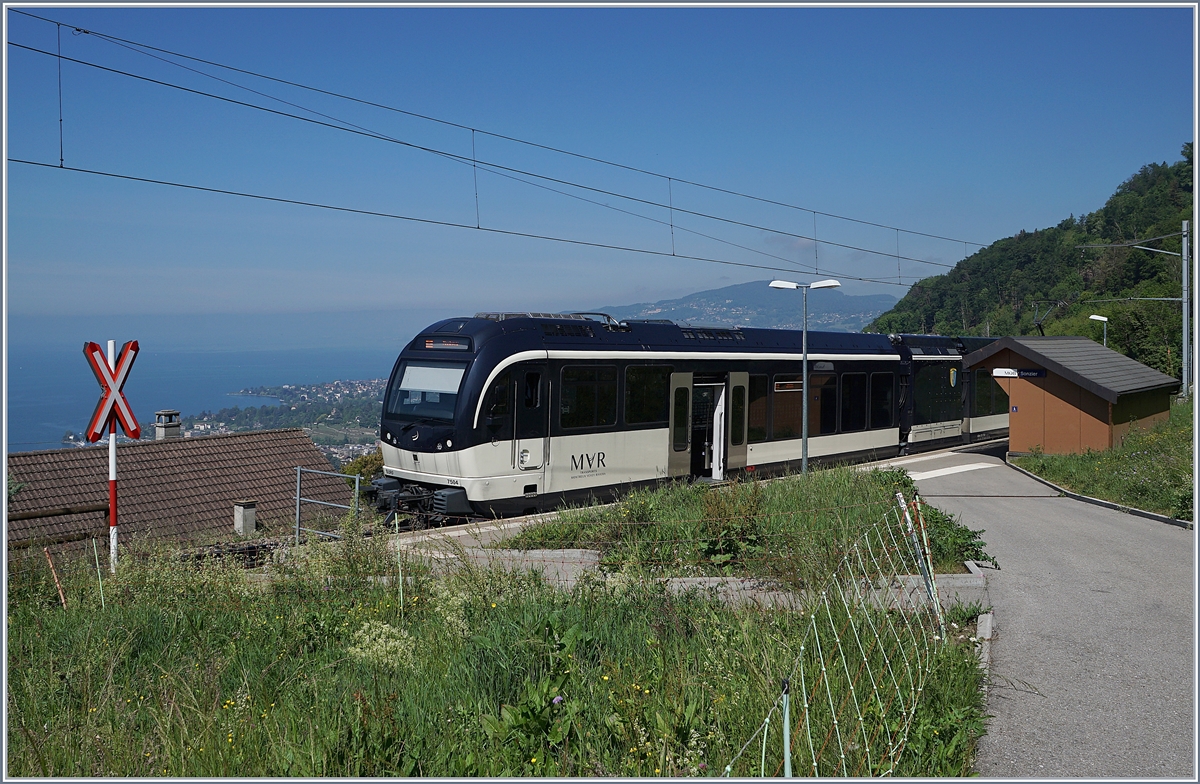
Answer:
6;345;399;452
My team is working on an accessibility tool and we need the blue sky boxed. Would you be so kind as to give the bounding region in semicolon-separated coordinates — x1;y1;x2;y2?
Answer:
4;5;1195;349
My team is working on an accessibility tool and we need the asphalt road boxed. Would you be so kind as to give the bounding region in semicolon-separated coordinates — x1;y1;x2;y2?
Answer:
884;444;1196;778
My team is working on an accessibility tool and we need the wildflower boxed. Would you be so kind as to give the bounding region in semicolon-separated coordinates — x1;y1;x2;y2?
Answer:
644;689;650;695
602;675;609;681
552;696;563;705
531;757;537;763
491;603;497;608
655;768;661;774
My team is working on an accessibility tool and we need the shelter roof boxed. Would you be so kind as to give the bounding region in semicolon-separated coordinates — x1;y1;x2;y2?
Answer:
962;336;1180;404
7;429;352;548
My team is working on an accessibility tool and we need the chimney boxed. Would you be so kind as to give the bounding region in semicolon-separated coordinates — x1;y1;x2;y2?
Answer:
155;410;181;440
234;500;257;535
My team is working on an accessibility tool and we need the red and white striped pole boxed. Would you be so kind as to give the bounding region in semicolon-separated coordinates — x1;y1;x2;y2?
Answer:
108;339;118;573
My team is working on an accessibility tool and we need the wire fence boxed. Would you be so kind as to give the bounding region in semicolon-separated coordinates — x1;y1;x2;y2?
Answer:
715;492;944;777
7;483;954;776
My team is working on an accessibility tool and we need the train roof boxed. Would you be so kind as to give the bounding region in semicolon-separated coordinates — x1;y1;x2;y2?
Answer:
412;313;898;355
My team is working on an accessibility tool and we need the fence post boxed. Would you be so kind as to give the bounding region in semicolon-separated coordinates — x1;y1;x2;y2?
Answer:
92;538;105;610
782;678;791;777
913;495;946;638
896;492;936;612
295;466;302;545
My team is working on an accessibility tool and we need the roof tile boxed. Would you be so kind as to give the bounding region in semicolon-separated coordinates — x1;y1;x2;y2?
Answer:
7;429;355;547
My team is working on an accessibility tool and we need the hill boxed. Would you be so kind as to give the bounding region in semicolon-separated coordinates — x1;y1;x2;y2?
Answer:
595;280;898;332
869;144;1193;378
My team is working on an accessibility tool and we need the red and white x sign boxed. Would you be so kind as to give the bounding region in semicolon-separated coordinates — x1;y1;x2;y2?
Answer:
84;340;141;441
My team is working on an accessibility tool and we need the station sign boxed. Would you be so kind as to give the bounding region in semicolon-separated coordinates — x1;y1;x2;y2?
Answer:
991;368;1046;379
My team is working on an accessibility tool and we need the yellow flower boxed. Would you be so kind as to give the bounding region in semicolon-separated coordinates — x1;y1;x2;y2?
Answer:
602;675;609;681
531;757;537;763
492;603;497;608
644;689;650;695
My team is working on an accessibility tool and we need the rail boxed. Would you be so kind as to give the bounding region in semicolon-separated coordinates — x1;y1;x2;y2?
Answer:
294;466;360;545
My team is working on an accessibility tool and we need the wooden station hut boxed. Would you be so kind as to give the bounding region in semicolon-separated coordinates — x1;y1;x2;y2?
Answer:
961;336;1180;455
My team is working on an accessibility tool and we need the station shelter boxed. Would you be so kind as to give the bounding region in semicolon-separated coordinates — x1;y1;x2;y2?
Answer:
961;336;1180;455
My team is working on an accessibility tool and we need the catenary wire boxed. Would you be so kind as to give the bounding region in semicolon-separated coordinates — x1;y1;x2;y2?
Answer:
10;7;988;249
8;32;819;274
9;40;959;271
10;158;934;287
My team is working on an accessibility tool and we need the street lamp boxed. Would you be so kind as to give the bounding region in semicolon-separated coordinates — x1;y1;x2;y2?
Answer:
769;278;841;473
1089;314;1108;347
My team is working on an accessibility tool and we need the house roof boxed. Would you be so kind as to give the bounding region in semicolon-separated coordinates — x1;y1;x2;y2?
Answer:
7;429;354;548
962;336;1180;404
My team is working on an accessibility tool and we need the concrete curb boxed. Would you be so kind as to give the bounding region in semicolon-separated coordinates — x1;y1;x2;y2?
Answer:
1003;454;1193;530
976;611;994;693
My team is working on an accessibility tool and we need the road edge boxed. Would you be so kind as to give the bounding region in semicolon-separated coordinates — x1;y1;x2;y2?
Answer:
1003;454;1193;530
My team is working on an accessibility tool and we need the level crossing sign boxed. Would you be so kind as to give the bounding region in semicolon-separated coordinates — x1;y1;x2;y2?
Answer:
83;340;141;441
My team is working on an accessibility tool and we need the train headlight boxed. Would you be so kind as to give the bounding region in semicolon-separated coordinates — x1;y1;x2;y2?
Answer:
436;442;444;451
445;439;453;448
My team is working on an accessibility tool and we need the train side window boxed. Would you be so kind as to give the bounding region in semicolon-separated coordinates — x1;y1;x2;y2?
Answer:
870;372;894;429
772;374;803;439
992;373;1010;415
840;373;867;432
672;387;690;451
524;372;541;408
560;366;618;430
484;372;513;440
730;385;746;446
974;369;1008;416
748;375;768;443
625;366;672;425
808;373;838;435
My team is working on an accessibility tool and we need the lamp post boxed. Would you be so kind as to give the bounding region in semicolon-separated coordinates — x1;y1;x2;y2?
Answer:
769;278;841;473
1089;314;1108;347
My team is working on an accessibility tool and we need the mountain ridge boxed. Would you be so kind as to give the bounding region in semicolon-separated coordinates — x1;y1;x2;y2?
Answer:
591;280;898;332
868;143;1192;378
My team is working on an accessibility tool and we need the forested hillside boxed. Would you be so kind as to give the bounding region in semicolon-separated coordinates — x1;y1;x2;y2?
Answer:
869;144;1193;378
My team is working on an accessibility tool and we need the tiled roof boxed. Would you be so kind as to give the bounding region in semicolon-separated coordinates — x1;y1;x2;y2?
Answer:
963;336;1180;404
7;429;354;548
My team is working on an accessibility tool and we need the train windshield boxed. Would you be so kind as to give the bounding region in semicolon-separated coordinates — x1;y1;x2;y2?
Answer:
383;361;469;422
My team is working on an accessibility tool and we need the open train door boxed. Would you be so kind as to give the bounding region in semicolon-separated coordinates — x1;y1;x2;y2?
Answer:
514;366;548;473
668;372;692;478
726;372;749;472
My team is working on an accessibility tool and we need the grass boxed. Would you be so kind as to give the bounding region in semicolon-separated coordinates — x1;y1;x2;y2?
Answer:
500;466;998;583
1012;400;1193;521
7;497;992;777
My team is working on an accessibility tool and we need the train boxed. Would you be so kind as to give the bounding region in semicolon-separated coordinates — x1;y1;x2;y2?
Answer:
368;312;1010;522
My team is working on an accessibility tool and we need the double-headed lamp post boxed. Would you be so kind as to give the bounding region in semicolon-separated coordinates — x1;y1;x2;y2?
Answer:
1089;314;1108;347
769;278;841;473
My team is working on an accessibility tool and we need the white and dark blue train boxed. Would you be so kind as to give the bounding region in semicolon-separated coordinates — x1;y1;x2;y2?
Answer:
371;313;1010;520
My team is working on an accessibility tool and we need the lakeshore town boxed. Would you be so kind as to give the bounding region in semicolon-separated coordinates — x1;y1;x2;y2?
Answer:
61;378;385;469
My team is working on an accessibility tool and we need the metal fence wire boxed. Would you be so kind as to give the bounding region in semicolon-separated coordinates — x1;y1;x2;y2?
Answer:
718;492;944;777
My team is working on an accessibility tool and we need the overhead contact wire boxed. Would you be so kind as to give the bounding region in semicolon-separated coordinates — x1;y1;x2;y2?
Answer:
12;7;986;247
10;157;930;286
9;14;982;255
10;39;958;271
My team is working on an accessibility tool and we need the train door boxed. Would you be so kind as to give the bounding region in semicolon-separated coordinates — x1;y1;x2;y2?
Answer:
726;372;749;472
692;380;726;479
667;372;692;478
514;366;548;473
